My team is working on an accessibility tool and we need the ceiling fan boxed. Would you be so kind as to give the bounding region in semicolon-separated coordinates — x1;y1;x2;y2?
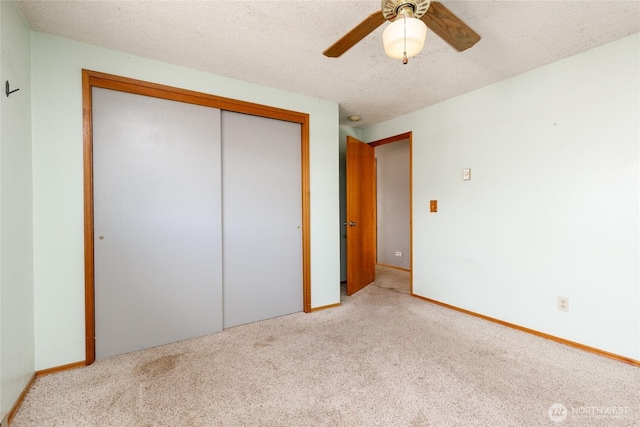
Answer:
323;0;480;63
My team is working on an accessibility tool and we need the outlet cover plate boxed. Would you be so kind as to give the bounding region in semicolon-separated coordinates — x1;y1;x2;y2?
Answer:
558;296;569;312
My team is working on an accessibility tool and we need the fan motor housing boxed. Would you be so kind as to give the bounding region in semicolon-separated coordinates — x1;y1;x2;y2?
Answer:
382;0;431;21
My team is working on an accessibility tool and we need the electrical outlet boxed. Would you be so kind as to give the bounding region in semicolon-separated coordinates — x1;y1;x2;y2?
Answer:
558;296;569;312
395;251;402;257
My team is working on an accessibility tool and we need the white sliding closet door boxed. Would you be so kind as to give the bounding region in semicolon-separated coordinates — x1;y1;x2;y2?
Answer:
221;111;303;328
93;88;223;359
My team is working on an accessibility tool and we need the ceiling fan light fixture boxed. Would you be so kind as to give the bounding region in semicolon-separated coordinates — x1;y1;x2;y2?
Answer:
382;14;427;62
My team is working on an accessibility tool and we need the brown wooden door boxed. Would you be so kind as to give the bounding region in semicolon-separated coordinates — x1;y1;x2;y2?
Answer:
346;136;376;295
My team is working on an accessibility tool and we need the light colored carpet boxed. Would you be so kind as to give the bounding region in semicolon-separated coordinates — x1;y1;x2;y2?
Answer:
13;266;639;426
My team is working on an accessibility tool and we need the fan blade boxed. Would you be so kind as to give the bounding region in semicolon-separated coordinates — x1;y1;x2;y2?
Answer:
323;10;386;58
421;1;480;52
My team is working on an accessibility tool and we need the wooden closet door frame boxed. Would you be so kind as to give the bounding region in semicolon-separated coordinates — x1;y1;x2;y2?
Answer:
82;69;311;364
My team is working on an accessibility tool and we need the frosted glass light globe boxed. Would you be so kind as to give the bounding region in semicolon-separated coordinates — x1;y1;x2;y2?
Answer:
382;16;427;60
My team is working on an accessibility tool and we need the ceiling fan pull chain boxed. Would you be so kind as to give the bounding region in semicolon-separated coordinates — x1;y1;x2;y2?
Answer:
402;14;408;64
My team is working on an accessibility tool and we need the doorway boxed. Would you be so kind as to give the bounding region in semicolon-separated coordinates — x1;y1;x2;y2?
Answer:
342;132;413;296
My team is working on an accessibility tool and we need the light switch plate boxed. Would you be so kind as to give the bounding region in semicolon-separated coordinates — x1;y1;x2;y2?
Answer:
463;168;471;181
430;200;437;212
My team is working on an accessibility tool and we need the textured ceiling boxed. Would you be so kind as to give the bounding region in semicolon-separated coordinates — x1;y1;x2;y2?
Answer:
17;0;640;127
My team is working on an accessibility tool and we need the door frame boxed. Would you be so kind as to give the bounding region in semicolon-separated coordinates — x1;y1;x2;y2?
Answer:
370;131;414;293
82;70;311;364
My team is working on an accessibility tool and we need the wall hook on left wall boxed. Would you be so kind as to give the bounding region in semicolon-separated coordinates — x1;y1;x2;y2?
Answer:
5;80;20;97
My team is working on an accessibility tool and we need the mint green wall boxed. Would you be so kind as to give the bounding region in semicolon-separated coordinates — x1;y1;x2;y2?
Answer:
363;34;640;360
31;33;340;370
0;0;34;418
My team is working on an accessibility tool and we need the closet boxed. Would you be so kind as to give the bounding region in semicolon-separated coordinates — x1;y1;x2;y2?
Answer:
86;72;307;360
